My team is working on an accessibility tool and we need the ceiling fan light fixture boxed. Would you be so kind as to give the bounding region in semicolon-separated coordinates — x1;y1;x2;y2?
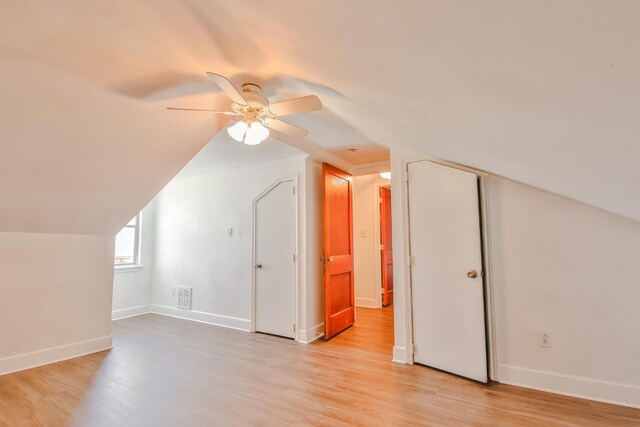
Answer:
227;121;248;142
250;121;270;142
243;121;270;145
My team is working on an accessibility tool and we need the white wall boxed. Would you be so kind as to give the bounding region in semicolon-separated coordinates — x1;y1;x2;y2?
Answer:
0;232;114;375
109;155;328;343
489;177;640;407
353;174;390;308
390;146;640;407
303;159;324;342
390;149;414;364
111;200;157;319
149;157;308;333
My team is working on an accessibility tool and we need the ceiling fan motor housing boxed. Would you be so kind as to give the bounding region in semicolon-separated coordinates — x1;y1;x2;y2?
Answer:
241;83;269;107
232;83;274;124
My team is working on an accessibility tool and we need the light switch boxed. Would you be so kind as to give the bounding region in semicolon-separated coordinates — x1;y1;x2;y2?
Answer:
227;227;233;237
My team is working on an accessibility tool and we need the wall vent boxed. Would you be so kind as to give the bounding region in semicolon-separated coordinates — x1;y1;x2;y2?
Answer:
177;287;192;310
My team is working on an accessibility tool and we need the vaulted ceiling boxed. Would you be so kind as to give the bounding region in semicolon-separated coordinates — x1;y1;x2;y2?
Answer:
1;0;639;234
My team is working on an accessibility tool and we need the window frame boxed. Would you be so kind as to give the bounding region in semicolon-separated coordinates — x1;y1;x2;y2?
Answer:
114;213;143;273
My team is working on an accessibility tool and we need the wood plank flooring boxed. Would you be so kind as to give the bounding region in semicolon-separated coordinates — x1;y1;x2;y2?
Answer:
1;307;640;426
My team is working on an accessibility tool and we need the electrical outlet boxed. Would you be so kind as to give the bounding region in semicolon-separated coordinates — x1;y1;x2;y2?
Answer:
539;331;552;348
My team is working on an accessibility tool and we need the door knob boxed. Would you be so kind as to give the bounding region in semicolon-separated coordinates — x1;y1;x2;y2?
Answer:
255;263;263;269
327;256;334;262
467;269;478;278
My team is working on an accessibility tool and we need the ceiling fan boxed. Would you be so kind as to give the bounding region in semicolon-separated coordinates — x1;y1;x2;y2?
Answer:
168;72;322;145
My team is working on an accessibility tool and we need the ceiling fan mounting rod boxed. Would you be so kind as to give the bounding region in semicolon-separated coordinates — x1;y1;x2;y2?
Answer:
242;83;261;93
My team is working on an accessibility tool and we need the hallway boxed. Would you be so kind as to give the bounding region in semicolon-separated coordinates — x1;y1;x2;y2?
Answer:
316;305;394;362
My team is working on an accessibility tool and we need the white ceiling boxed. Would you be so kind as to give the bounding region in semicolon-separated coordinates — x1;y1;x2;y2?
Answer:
1;0;639;235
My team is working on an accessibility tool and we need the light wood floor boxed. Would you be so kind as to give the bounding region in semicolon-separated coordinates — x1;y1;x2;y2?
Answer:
1;307;640;426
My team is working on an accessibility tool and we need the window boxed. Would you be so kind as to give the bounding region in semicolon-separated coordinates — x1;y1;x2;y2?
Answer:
114;214;141;267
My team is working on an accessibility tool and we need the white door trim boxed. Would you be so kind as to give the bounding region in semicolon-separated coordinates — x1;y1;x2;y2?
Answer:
251;174;300;341
393;153;498;381
478;175;499;381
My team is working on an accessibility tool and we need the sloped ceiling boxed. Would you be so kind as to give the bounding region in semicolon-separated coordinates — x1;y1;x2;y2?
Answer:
1;0;639;235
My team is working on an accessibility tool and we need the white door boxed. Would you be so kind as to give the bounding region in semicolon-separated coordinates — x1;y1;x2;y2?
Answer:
255;180;296;339
408;160;487;382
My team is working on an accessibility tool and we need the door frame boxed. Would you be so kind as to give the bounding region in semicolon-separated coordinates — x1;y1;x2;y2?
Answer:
251;174;300;341
373;182;391;308
392;152;498;381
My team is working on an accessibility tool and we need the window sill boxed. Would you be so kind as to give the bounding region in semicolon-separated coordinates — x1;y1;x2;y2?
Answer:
114;265;144;274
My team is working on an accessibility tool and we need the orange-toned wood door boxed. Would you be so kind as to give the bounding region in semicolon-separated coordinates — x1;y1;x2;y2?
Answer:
322;163;355;340
379;187;393;306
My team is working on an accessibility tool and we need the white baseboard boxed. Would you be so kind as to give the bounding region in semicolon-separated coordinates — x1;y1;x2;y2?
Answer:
355;298;377;308
0;335;112;377
299;322;325;344
150;304;251;332
499;364;640;409
392;346;408;364
112;304;151;320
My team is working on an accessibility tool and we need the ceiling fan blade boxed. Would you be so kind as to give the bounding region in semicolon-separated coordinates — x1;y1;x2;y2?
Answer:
166;108;241;115
267;95;322;117
206;72;247;106
266;119;309;138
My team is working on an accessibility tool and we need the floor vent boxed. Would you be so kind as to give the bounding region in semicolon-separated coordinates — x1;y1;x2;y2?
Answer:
177;287;192;310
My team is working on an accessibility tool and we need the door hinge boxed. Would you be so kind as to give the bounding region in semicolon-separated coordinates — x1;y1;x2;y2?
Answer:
405;170;410;182
409;255;415;266
293;254;297;262
293;324;296;333
293;186;296;195
412;343;417;355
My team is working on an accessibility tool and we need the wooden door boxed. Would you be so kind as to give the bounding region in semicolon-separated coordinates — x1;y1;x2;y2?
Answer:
254;180;296;339
408;160;487;383
322;163;355;340
379;187;393;306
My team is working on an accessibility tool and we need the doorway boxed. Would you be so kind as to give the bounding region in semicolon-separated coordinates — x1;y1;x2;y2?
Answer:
322;163;394;355
253;177;297;339
379;186;393;306
352;174;393;310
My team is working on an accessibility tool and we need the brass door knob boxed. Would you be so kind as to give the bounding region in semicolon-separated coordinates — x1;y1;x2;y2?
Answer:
255;263;263;269
467;269;478;278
